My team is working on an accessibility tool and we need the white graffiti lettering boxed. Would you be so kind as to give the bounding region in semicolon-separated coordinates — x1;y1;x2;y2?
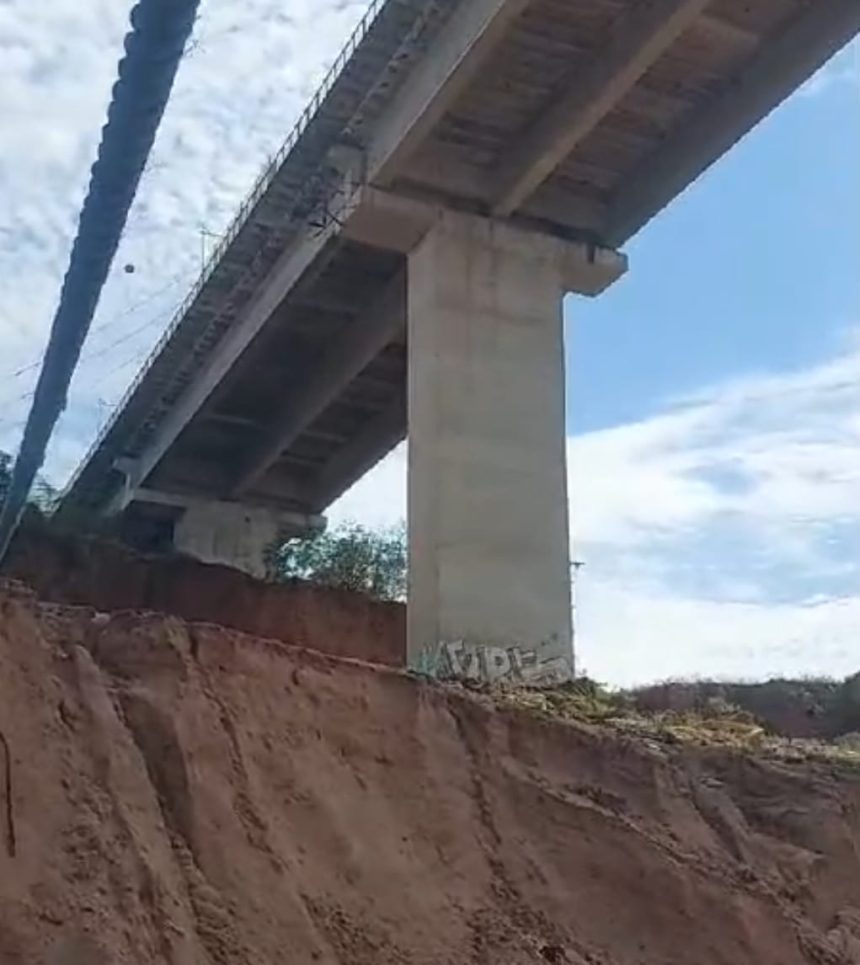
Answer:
414;639;571;686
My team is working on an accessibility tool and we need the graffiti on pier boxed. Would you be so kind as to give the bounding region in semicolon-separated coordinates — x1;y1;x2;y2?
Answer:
414;639;571;686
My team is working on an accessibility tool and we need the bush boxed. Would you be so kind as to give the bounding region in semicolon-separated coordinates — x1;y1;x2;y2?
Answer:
268;522;406;601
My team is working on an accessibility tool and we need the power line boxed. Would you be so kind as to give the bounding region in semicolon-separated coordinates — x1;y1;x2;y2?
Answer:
76;300;179;369
0;0;201;562
0;293;183;442
3;268;186;383
0;280;189;419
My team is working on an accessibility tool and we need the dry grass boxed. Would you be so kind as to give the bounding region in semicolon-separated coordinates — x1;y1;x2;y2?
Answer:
490;679;860;770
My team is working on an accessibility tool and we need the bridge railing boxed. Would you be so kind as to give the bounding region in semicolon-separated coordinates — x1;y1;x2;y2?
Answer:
64;0;386;500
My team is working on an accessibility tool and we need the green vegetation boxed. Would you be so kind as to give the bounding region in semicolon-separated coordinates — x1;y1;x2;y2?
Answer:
268;521;407;601
0;450;57;514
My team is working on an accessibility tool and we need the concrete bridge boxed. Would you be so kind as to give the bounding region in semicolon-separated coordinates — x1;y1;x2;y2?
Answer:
61;0;860;682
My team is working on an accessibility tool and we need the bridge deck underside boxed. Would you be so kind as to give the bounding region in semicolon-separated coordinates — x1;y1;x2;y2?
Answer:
149;241;406;514
395;0;835;240
60;0;859;522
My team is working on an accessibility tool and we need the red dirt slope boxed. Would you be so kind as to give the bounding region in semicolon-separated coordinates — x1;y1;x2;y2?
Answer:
5;521;404;667
1;582;859;964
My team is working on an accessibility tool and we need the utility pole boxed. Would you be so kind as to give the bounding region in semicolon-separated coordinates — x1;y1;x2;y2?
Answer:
572;560;585;667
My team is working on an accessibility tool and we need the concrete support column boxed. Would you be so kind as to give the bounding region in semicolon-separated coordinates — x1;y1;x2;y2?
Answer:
407;213;600;685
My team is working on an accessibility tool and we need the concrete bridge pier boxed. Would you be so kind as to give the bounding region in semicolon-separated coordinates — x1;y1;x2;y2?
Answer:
406;211;624;684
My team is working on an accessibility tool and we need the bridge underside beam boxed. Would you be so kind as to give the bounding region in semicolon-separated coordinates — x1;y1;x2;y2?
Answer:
106;188;420;516
231;272;406;496
605;0;860;244
108;210;342;514
366;0;533;187
490;0;713;217
110;188;621;518
309;390;407;513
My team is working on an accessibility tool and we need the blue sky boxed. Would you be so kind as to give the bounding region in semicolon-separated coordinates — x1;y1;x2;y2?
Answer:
570;40;860;433
0;2;858;684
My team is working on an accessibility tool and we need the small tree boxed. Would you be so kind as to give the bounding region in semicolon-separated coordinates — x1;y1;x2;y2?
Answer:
269;522;406;601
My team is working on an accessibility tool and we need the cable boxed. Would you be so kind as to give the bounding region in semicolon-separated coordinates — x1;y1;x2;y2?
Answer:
0;276;189;420
0;295;182;441
76;300;179;368
0;0;200;562
3;266;187;383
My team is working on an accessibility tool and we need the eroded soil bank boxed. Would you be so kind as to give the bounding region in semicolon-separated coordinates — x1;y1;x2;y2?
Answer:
0;579;859;964
5;520;404;667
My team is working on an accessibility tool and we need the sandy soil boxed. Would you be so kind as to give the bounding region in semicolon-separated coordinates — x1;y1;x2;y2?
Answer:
1;579;859;963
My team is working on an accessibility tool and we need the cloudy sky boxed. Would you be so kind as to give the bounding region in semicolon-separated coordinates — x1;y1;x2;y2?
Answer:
1;1;858;685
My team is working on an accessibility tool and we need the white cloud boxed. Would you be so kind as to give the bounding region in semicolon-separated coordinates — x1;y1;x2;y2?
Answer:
575;583;860;687
573;347;860;551
330;444;408;531
0;0;371;468
332;338;860;686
